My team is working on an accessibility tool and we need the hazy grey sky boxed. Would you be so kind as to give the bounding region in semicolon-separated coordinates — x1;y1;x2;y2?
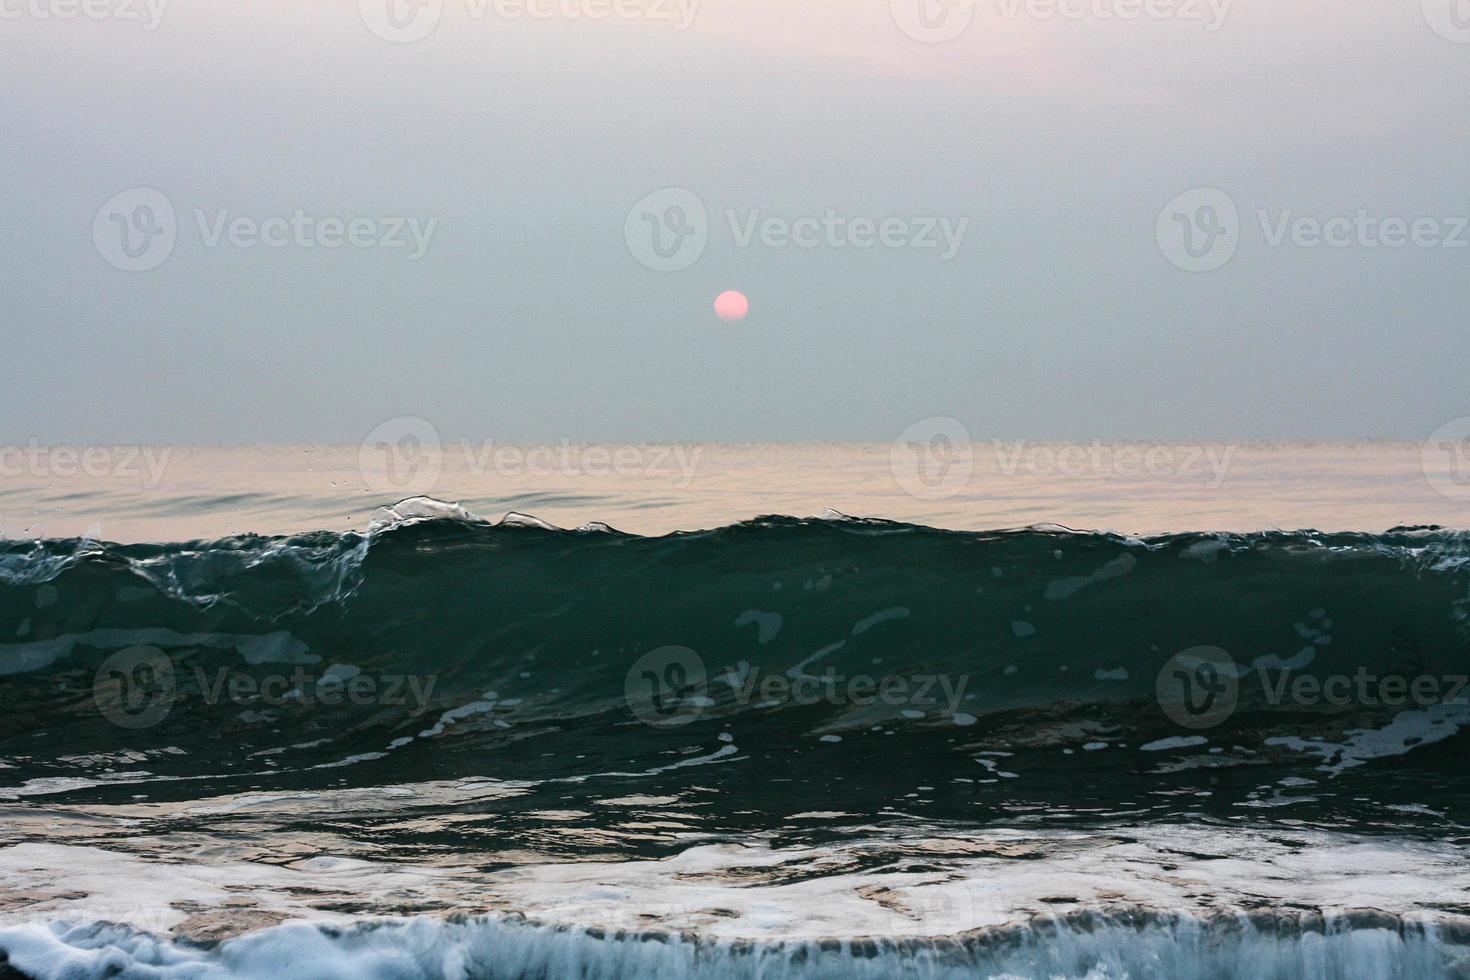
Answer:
4;0;1468;444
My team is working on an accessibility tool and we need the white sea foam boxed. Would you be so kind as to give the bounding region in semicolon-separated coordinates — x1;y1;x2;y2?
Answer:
1;912;1464;980
3;826;1470;977
1266;701;1470;774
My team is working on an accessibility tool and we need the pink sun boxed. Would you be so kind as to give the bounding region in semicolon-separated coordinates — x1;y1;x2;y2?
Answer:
714;290;749;322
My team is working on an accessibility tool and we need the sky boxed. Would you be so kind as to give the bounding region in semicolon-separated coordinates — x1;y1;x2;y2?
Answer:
3;0;1468;445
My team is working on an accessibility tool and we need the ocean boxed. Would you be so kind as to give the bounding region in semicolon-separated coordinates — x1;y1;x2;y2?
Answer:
0;441;1467;979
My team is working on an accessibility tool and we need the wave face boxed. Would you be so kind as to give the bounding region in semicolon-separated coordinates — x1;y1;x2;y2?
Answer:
2;507;1470;978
